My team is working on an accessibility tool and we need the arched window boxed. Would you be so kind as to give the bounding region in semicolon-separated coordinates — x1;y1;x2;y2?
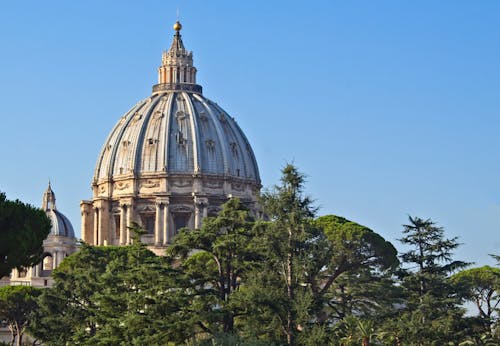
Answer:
43;254;53;271
18;269;27;278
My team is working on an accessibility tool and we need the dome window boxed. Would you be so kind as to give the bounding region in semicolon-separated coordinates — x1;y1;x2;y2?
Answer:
206;139;215;153
176;110;186;120
176;131;185;145
230;142;239;158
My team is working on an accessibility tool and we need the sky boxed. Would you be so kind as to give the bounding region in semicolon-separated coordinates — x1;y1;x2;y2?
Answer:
0;1;499;266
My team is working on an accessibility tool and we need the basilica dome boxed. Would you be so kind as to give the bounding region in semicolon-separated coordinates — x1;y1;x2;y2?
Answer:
94;87;259;182
81;22;261;252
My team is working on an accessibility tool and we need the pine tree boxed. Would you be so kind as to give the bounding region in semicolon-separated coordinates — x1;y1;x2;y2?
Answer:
396;216;469;345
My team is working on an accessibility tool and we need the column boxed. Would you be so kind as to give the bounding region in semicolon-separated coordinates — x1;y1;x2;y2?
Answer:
81;209;87;242
98;211;104;246
155;203;162;245
163;202;170;245
120;205;126;245
52;252;58;270
93;208;99;245
194;203;201;229
126;203;133;245
194;197;207;229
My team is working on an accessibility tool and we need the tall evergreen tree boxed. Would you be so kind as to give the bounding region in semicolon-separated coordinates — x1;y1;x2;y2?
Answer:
395;216;469;345
258;164;317;346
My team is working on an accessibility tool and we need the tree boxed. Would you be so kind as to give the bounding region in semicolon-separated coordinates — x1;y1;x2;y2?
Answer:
0;192;51;277
311;215;399;324
30;240;192;345
451;266;500;340
237;166;399;345
166;198;261;340
258;164;317;346
395;216;469;344
0;285;40;346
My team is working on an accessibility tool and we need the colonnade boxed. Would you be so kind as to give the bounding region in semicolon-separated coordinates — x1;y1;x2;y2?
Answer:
82;196;209;247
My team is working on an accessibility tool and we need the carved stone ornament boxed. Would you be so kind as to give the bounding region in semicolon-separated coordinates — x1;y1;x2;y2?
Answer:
170;205;192;213
172;179;191;188
140;180;160;188
99;185;106;193
219;113;226;123
232;183;244;191
132;112;142;124
176;110;186;120
139;205;155;212
204;180;223;188
115;182;129;190
153;110;164;119
199;111;208;122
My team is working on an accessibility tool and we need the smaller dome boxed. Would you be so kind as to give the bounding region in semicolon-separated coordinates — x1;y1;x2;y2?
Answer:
46;209;75;238
41;182;75;238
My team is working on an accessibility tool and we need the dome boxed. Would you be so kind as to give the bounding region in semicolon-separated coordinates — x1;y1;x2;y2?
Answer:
94;92;259;182
81;21;261;251
42;182;75;238
45;209;75;238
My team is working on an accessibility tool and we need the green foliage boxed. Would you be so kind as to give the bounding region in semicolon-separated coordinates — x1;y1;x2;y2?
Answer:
18;167;500;345
392;216;470;344
30;241;192;345
0;192;51;277
311;215;400;323
235;165;400;345
167;198;261;340
451;266;500;342
0;285;41;346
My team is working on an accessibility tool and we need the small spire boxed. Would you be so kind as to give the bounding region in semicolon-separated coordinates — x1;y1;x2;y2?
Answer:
42;181;56;211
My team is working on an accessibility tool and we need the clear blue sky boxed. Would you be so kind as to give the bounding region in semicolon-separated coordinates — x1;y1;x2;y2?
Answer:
1;1;499;266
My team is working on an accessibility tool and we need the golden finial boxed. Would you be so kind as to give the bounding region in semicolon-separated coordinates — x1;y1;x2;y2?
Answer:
173;21;182;32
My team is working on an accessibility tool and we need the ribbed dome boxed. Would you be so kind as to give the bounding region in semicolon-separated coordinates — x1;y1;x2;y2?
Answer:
41;183;75;238
94;92;259;183
46;209;75;238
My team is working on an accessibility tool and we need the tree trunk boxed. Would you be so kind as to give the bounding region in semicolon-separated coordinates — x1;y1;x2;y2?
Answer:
8;324;15;346
362;336;369;346
15;322;22;346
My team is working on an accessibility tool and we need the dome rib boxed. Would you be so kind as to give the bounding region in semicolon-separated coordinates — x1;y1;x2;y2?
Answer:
194;94;230;175
184;92;201;173
162;93;175;172
133;96;162;175
95;99;147;180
